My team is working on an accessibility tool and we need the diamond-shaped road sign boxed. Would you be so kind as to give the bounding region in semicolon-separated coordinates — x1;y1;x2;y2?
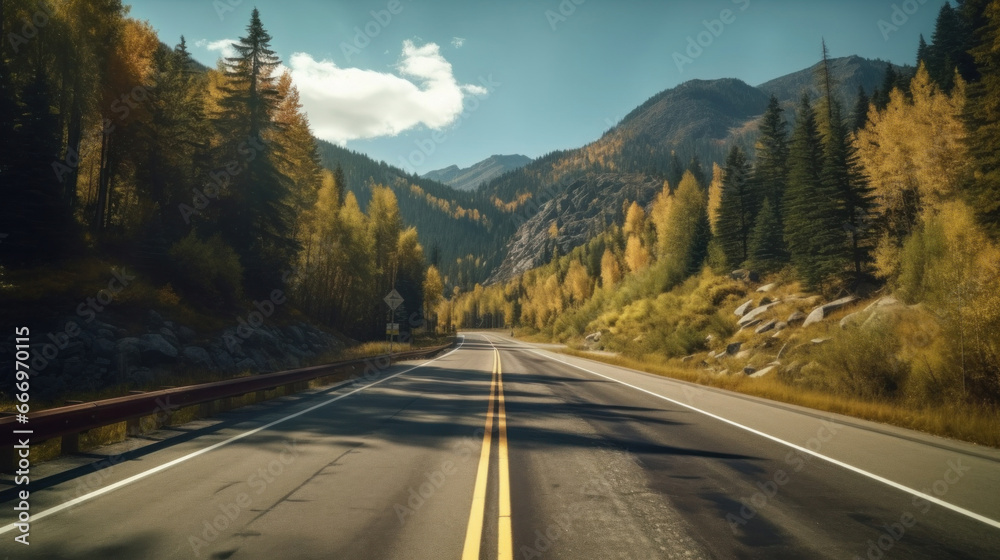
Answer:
383;289;404;310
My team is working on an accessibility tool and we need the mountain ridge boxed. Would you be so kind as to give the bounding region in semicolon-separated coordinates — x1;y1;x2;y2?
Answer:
423;154;532;191
316;55;898;288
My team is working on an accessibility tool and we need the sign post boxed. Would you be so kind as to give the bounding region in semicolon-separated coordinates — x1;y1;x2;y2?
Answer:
383;289;404;353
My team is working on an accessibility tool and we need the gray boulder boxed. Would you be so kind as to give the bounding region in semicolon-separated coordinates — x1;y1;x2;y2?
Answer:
755;320;777;334
93;337;116;358
178;325;197;343
115;338;144;380
181;346;214;369
734;300;754;317
147;310;165;328
234;358;257;372
787;311;807;325
159;327;180;348
803;296;859;327
739;302;779;327
863;296;902;313
138;334;178;362
210;346;237;373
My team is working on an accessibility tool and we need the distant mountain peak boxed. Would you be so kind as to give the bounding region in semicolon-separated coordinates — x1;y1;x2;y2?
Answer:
423;154;532;192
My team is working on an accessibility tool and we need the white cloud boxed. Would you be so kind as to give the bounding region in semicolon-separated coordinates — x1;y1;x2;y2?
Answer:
451;37;466;48
287;40;488;145
195;38;238;61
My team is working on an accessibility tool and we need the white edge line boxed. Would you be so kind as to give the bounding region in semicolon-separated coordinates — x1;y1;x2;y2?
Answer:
516;343;1000;531
0;336;466;535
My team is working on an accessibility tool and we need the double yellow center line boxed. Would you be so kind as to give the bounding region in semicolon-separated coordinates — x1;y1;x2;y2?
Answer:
462;345;513;560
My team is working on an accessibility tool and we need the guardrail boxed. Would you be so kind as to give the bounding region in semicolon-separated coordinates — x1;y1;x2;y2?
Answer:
0;341;455;464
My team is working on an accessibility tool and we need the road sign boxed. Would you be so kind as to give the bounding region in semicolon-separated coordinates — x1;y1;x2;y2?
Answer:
384;289;404;310
386;323;400;335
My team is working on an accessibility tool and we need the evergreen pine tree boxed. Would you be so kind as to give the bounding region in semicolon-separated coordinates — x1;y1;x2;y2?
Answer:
873;63;899;110
929;2;964;91
852;85;871;132
667;152;684;193
1;71;76;266
821;100;875;279
752;95;790;238
747;198;785;273
784;94;843;290
917;34;931;68
964;0;1000;235
715;146;756;268
214;8;299;291
687;154;706;188
688;201;712;276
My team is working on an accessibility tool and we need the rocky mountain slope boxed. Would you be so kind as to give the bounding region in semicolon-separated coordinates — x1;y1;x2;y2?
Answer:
487;173;663;282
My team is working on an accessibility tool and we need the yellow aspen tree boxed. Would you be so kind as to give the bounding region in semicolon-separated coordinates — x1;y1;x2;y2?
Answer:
600;248;623;287
625;235;650;273
564;260;592;304
707;162;724;234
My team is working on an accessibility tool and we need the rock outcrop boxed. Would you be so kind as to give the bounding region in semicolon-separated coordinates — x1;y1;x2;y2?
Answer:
487;173;664;284
4;311;344;401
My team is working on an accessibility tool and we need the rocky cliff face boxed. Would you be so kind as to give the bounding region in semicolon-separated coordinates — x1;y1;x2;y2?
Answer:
487;173;662;283
4;311;345;401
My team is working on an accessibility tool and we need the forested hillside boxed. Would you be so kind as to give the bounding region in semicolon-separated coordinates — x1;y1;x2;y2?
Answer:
443;1;1000;426
0;3;436;341
479;56;895;282
314;140;506;289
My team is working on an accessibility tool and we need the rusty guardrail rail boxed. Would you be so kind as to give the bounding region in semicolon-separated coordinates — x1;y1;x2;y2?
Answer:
0;341;455;453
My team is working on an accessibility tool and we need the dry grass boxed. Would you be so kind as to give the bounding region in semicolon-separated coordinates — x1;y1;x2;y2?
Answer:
559;348;1000;448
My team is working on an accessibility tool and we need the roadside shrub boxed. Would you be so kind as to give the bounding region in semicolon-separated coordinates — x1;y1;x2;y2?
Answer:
896;202;1000;405
168;233;244;306
818;320;906;400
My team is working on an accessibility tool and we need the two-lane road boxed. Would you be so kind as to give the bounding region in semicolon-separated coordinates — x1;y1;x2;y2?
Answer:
1;334;998;558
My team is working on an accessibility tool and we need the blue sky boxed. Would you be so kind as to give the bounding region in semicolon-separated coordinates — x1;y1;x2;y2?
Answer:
126;0;945;173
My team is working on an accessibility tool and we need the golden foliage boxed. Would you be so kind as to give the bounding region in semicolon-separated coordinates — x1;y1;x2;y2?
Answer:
600;248;622;288
707;163;724;234
856;63;971;277
624;235;650;273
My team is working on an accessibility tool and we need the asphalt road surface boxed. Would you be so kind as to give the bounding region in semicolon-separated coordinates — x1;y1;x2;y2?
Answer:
1;333;999;559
